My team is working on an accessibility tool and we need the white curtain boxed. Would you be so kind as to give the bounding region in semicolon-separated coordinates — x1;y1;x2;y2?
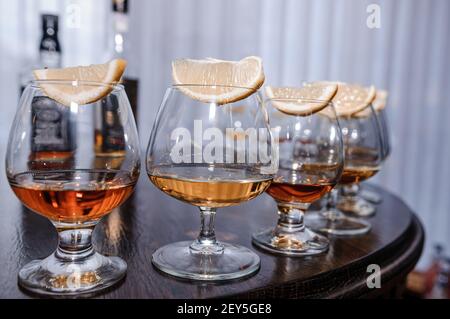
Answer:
1;0;449;269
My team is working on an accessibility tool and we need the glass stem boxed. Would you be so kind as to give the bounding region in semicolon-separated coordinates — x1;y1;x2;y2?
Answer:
55;225;96;261
190;207;223;254
321;188;343;220
276;203;309;233
326;188;338;210
341;183;360;198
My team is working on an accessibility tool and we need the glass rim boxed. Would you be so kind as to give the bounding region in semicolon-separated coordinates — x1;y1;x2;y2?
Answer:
29;80;124;90
170;84;259;91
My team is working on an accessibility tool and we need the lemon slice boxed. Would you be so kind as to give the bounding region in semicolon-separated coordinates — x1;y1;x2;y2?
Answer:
311;82;376;117
33;59;127;106
265;84;337;116
353;89;388;118
172;56;265;104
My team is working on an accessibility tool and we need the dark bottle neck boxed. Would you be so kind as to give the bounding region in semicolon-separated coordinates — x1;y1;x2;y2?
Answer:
40;14;61;52
113;0;128;13
39;15;61;68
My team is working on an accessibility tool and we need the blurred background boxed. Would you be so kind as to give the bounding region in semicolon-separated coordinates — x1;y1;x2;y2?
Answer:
0;0;449;296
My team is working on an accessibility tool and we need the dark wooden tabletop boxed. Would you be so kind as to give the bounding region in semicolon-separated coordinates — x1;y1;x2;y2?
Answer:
0;175;424;299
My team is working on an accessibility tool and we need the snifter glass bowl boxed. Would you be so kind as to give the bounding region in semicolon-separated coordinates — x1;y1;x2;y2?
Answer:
6;81;140;295
146;85;276;281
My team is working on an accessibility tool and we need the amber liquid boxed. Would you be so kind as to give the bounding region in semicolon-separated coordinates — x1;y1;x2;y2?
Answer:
9;170;136;223
339;166;379;184
148;164;272;208
266;164;339;204
345;146;380;165
339;145;381;184
267;183;334;204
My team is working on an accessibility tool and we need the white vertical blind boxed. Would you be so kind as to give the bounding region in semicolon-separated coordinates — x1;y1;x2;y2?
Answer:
1;0;449;269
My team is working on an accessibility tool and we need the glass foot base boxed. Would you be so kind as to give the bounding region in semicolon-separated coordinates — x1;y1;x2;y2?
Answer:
305;211;371;236
18;251;126;296
152;241;260;281
337;196;376;217
252;227;329;256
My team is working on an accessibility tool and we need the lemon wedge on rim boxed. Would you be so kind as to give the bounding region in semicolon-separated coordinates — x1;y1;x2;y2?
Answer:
172;56;265;104
353;89;388;118
265;84;338;116
33;59;127;106
309;81;376;117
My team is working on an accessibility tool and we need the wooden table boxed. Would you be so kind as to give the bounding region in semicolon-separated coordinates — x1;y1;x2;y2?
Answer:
0;177;424;299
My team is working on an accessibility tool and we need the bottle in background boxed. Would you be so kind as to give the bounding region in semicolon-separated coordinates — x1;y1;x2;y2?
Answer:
28;96;76;172
24;14;76;172
93;0;137;160
19;14;62;94
110;0;139;119
39;14;62;69
94;94;127;161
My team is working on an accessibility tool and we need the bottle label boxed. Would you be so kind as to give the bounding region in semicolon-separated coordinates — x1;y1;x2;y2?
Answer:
114;13;129;33
40;51;61;69
31;96;75;153
98;94;126;154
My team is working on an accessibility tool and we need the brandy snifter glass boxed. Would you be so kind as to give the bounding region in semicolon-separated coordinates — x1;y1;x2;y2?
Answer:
306;104;383;236
359;107;391;205
6;81;140;295
252;98;344;256
336;104;384;217
146;85;276;281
